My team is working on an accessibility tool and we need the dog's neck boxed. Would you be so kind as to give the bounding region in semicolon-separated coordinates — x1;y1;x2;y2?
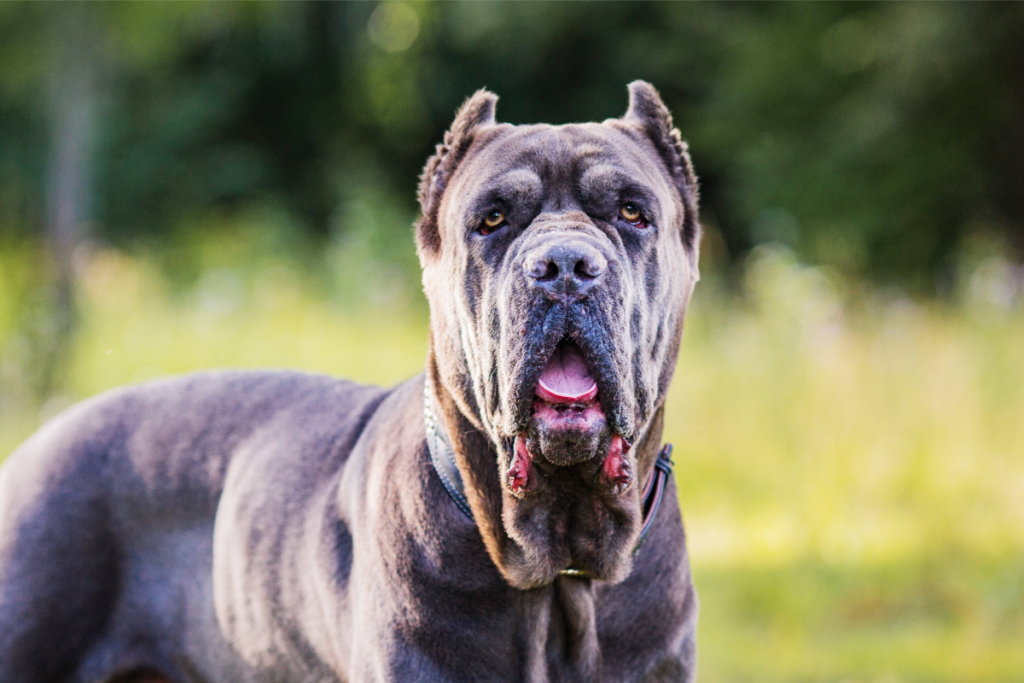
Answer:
425;344;672;577
424;370;675;579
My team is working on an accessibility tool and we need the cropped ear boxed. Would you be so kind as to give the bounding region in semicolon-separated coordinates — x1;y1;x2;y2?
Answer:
622;81;700;253
417;90;498;257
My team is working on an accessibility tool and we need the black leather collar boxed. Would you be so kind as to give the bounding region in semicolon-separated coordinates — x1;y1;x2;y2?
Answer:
424;382;674;576
423;382;474;518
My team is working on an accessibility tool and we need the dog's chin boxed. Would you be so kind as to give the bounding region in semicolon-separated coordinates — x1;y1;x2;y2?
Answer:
526;397;609;467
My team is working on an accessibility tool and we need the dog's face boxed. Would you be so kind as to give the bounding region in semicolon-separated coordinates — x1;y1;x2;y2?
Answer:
418;82;699;587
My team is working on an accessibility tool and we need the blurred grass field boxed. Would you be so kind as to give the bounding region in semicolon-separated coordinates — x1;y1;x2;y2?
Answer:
1;242;1023;683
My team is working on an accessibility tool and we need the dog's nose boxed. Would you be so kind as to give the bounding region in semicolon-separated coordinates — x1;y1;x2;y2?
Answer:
523;242;607;298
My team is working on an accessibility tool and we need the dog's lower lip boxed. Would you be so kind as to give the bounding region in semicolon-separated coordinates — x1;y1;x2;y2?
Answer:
530;393;605;428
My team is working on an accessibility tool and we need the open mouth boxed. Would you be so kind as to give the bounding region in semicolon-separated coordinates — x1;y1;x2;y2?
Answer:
508;340;631;495
533;341;602;431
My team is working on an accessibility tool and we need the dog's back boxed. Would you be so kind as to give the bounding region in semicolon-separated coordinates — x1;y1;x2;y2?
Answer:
0;371;388;683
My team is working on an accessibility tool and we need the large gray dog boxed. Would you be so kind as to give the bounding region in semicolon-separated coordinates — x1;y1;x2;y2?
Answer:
0;81;701;683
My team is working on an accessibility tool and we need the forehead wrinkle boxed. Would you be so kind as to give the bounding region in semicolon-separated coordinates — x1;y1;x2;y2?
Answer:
468;168;544;211
578;164;637;191
574;142;605;159
577;163;656;202
494;168;543;197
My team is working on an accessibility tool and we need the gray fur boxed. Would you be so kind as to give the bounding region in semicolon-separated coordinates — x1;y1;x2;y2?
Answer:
0;81;699;683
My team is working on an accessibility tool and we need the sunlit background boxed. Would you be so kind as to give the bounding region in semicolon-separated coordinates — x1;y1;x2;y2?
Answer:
1;3;1023;682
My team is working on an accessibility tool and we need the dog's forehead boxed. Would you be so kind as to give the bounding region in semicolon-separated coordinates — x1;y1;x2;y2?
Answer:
457;121;671;199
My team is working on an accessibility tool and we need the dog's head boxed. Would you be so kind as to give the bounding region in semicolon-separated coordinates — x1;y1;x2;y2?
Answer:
417;82;699;587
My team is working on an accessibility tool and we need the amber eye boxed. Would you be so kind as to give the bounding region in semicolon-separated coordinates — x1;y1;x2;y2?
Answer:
481;210;505;234
620;203;643;224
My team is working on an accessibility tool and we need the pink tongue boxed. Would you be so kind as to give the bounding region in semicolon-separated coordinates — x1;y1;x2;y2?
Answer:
536;343;598;403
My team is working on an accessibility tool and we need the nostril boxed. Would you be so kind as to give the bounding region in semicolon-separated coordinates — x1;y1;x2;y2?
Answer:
576;254;607;280
539;261;559;282
574;259;597;280
524;259;560;282
524;259;549;280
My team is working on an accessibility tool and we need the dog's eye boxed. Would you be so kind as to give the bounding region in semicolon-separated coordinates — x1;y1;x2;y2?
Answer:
480;210;506;235
620;203;645;226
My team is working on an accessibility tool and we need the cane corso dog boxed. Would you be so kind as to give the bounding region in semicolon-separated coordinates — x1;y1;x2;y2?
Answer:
0;81;701;683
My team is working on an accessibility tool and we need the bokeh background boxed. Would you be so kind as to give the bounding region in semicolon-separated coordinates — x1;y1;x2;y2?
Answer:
2;3;1023;681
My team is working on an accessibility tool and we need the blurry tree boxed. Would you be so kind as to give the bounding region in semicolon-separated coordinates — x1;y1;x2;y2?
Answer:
41;5;103;395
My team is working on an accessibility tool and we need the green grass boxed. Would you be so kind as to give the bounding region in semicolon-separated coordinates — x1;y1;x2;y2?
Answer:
2;245;1023;682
